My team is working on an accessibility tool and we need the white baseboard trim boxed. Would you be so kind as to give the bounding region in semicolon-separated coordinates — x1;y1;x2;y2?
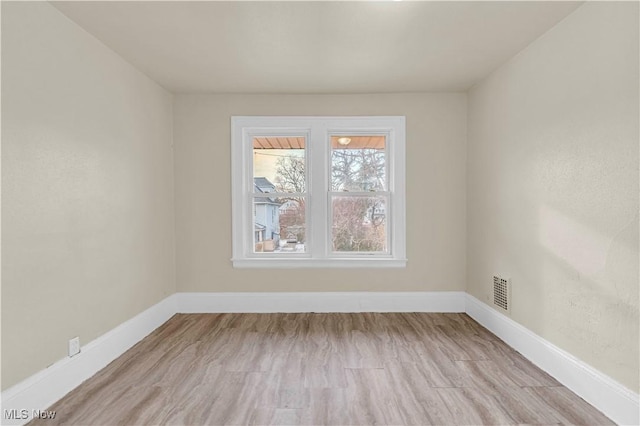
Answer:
3;292;637;426
174;291;466;313
0;295;177;426
465;294;639;426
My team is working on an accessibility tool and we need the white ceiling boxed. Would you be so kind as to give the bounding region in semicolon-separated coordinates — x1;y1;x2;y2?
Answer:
52;1;582;94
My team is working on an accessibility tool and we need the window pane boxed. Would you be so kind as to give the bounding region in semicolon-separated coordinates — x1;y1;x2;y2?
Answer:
253;196;306;253
331;196;387;252
331;135;386;191
253;137;305;193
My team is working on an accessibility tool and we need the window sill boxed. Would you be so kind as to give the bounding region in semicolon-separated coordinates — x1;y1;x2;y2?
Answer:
231;258;407;269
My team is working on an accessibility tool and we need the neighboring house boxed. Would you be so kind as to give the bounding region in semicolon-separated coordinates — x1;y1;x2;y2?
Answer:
364;202;386;226
254;177;280;250
278;199;298;214
278;200;305;243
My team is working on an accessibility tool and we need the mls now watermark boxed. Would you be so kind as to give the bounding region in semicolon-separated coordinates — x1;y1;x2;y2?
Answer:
4;409;57;420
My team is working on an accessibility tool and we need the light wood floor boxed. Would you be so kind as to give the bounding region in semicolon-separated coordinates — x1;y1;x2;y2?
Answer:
31;313;613;425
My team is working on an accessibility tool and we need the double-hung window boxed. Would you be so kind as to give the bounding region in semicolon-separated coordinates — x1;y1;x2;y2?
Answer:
231;116;406;268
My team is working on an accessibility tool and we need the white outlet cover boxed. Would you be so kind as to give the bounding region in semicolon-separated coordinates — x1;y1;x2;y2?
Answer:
68;336;80;357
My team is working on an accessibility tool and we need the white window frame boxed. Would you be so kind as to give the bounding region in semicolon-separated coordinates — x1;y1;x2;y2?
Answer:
231;116;406;268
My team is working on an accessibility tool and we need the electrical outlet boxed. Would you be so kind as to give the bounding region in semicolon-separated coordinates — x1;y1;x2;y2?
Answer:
68;336;80;357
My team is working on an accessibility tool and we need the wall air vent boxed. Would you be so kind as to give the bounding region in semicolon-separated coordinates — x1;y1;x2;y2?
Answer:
493;275;511;313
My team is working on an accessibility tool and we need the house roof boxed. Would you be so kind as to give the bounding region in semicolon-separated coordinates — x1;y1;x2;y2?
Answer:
254;177;275;193
254;177;279;203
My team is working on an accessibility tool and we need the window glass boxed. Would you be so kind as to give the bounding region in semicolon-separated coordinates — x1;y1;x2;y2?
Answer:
331;135;386;192
331;196;387;253
253;137;305;193
252;134;307;254
252;196;306;253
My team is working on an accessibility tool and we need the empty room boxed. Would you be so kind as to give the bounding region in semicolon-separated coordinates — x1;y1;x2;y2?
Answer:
2;1;638;425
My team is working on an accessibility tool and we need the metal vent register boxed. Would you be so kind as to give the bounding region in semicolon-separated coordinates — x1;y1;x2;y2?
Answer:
493;276;510;312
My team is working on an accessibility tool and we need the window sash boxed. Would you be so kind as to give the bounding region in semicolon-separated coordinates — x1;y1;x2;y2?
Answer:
328;131;390;193
249;193;309;258
328;192;391;256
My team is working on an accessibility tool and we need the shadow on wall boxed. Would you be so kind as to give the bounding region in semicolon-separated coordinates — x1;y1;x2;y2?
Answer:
536;205;639;381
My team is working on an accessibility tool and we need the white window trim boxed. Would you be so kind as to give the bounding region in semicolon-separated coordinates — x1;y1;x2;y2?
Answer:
231;116;406;268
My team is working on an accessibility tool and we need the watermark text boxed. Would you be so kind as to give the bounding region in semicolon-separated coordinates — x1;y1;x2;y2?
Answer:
4;409;57;421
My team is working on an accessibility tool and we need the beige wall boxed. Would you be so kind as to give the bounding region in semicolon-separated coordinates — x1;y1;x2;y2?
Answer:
1;2;175;389
173;94;466;292
4;0;636;399
467;2;639;392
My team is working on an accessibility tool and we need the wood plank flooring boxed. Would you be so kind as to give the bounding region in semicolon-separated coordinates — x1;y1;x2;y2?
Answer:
30;313;613;425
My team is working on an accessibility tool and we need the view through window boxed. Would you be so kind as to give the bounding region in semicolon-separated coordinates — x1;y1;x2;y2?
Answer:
252;136;306;253
330;135;388;253
232;116;405;268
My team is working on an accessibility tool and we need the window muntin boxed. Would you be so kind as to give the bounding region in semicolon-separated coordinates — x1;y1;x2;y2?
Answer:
232;117;405;268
